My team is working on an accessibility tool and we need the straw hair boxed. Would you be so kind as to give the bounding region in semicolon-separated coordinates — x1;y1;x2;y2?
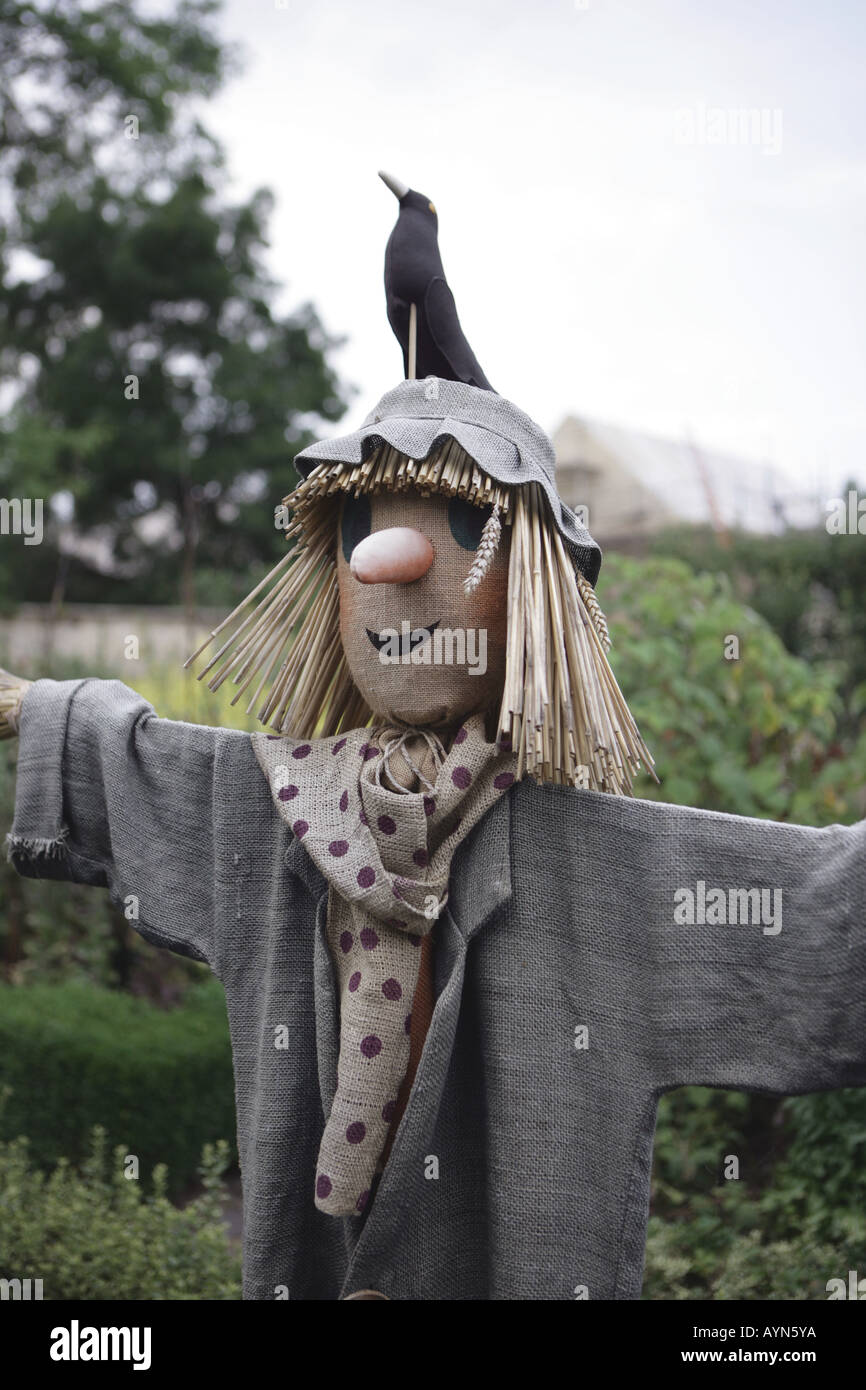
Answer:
497;482;655;793
186;443;655;792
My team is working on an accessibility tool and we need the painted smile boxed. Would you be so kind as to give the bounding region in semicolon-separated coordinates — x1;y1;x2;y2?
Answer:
366;621;440;655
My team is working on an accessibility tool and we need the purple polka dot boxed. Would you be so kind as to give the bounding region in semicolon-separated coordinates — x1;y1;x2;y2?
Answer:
278;784;298;802
316;1174;332;1200
404;1013;412;1035
454;726;467;744
339;930;353;954
498;734;513;752
293;820;309;839
292;744;311;759
329;839;349;857
339;789;349;813
407;933;421;947
452;766;471;789
360;743;378;761
382;1100;397;1124
266;735;282;741
332;737;347;755
360;1034;382;1059
357;865;375;888
494;772;515;790
346;1121;366;1145
382;977;402;1001
412;847;428;867
423;797;436;817
355;1189;369;1213
360;926;379;950
377;814;396;835
359;809;369;826
348;971;361;992
392;881;403;900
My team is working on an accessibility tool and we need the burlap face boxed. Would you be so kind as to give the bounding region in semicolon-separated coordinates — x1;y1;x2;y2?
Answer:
337;489;509;728
252;714;517;1215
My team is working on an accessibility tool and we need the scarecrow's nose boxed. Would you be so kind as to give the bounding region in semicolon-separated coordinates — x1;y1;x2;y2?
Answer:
350;527;434;584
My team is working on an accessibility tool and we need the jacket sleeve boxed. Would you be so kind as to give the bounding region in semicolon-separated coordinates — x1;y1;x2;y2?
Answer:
640;799;866;1095
7;677;248;976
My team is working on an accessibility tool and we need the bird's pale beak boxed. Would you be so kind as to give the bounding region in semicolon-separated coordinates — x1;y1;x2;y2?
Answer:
378;169;410;201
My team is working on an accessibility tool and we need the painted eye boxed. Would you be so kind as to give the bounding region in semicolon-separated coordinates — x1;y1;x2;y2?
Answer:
448;497;490;551
341;494;372;562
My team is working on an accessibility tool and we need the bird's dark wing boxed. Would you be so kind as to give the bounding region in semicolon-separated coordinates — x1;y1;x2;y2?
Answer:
423;276;494;391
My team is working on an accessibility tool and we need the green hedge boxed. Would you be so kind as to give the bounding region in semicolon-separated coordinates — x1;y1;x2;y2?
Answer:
0;1122;241;1300
0;979;235;1195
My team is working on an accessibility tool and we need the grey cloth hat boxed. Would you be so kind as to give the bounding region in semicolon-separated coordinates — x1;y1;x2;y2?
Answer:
294;377;602;585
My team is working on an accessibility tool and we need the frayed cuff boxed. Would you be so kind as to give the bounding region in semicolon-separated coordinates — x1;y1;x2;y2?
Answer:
5;825;69;862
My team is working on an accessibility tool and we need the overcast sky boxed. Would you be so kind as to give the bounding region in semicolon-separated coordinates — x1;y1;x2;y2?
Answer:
204;0;866;498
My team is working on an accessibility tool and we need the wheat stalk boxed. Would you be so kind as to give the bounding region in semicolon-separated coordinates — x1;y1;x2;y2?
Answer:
463;504;502;594
577;570;612;652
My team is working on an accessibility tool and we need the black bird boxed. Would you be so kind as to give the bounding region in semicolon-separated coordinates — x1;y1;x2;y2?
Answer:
379;170;493;391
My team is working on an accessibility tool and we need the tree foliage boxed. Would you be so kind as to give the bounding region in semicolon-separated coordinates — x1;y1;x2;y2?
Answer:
0;0;347;609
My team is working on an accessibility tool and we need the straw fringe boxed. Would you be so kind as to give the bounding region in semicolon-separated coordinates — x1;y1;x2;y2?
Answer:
184;442;506;741
0;670;30;741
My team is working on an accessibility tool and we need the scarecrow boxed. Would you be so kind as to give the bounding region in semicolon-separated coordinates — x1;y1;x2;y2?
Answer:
2;177;865;1301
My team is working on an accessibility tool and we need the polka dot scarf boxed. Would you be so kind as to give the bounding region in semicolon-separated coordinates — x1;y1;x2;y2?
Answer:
252;713;517;1216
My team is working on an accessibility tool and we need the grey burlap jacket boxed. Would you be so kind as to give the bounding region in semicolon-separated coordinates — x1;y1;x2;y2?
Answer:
8;678;866;1300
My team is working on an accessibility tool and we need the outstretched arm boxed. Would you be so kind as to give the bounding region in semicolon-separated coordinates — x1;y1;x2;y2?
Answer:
637;798;866;1095
6;675;253;976
535;782;866;1098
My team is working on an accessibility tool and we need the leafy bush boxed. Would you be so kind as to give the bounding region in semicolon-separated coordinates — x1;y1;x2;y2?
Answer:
0;980;235;1194
644;1205;863;1301
645;1085;866;1299
599;553;865;824
0;1114;241;1300
651;517;866;724
772;1090;866;1241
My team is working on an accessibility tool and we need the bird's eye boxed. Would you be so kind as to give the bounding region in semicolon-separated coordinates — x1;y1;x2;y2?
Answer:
428;201;436;213
448;497;490;551
341;494;372;562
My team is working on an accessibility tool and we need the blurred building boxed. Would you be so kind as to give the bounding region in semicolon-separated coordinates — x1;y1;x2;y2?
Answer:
552;415;820;549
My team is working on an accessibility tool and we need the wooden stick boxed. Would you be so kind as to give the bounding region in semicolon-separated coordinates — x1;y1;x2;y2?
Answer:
408;303;417;380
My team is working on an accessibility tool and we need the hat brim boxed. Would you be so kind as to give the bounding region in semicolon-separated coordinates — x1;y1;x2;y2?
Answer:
295;380;602;587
